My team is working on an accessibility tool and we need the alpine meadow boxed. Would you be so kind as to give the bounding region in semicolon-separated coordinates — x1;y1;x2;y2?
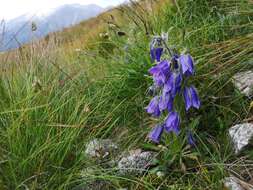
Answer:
0;0;253;189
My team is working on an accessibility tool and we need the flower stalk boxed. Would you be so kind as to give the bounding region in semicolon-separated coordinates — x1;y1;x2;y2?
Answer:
146;34;201;145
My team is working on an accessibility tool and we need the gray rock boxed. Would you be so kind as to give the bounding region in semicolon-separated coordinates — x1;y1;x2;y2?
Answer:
229;123;253;154
117;149;155;176
233;71;253;98
85;139;118;160
224;177;244;190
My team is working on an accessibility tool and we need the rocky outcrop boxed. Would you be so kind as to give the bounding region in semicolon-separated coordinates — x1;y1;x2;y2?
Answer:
229;123;253;154
233;71;253;98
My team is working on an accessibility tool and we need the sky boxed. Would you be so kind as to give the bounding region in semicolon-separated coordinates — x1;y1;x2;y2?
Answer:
0;0;126;21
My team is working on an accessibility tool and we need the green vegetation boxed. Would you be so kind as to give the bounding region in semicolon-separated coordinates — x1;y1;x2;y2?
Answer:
0;0;253;189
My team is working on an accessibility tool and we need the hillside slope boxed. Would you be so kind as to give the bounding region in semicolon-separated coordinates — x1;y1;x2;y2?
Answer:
0;0;253;189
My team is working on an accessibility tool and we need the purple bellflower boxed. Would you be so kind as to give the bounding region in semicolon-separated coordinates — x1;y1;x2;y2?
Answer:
187;131;196;147
146;96;161;117
148;124;164;143
149;60;171;87
165;112;180;135
150;48;163;62
146;34;201;144
159;91;173;112
163;71;182;97
183;86;201;111
150;36;164;62
179;54;195;76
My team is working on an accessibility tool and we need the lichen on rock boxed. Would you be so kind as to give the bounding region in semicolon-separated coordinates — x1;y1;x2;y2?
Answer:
85;139;119;161
233;71;253;98
117;150;156;176
229;123;253;154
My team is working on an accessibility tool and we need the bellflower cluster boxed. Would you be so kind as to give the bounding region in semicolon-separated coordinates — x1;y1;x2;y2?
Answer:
146;35;201;145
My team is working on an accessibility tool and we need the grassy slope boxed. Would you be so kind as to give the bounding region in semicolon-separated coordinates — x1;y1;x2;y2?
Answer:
0;0;253;189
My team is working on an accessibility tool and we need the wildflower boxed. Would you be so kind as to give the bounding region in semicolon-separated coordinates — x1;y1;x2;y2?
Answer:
146;34;200;145
179;54;194;76
149;60;171;86
159;91;173;112
164;72;182;97
150;36;164;62
187;131;196;146
150;48;163;62
148;124;164;143
146;96;161;117
183;86;201;111
165;112;180;135
149;60;171;75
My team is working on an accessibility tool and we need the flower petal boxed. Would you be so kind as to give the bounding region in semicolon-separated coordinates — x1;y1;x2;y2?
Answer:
150;48;156;61
157;60;170;73
154;71;166;86
159;91;174;112
148;125;164;143
179;54;194;76
164;73;174;93
149;66;160;75
190;86;201;109
183;87;192;111
187;131;196;146
165;112;180;135
155;48;163;62
146;96;161;117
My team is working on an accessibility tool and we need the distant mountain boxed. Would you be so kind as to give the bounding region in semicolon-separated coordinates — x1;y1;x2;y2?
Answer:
0;4;104;51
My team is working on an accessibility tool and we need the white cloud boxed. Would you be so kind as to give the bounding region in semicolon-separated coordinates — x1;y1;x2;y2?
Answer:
0;0;125;21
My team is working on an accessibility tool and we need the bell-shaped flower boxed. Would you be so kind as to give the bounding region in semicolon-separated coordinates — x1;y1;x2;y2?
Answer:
164;72;182;97
149;60;170;75
148;124;164;143
150;47;163;62
164;112;180;135
159;91;173;112
146;96;161;117
179;54;194;76
187;131;196;146
183;86;201;111
149;60;171;86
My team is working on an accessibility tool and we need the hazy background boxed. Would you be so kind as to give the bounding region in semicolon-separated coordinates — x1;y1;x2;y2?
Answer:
0;0;126;20
0;0;127;51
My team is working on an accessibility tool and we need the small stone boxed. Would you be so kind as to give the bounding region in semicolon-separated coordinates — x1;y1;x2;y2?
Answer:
229;123;253;154
233;71;253;98
224;177;244;190
85;139;118;160
117;150;155;176
156;171;165;178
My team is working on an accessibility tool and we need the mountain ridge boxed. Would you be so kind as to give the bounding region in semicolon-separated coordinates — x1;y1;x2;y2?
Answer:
0;3;105;51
